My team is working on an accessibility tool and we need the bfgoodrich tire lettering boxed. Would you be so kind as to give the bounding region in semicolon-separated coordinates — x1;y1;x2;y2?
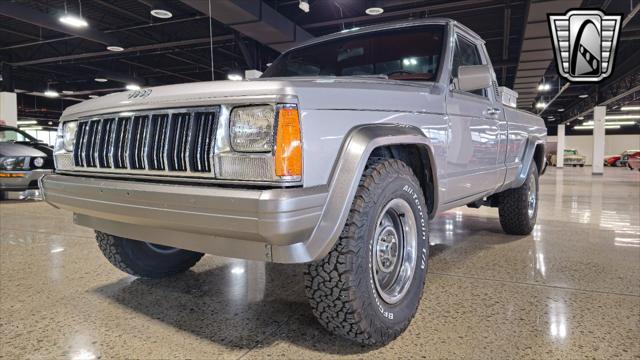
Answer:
305;159;429;345
96;231;204;278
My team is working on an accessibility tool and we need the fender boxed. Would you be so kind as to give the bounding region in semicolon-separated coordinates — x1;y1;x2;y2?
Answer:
512;135;545;189
272;123;438;263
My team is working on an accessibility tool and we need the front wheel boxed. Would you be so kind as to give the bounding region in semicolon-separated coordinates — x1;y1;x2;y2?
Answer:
305;159;429;345
498;162;539;235
96;231;204;278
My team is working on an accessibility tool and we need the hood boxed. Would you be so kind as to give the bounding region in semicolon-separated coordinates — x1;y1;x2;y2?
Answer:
60;77;446;121
0;142;48;157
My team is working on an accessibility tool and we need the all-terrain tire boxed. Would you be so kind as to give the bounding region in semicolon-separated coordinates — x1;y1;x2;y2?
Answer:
498;162;539;235
305;159;429;345
96;231;204;278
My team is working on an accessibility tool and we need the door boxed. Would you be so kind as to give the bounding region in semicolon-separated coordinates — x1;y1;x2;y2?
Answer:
444;33;503;203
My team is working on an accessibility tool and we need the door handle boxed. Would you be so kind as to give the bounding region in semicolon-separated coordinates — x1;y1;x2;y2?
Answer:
486;107;502;116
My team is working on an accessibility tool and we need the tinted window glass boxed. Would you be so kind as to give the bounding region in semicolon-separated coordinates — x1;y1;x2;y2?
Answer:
262;25;445;81
452;35;486;96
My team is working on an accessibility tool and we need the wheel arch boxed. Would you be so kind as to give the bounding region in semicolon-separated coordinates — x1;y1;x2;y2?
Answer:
272;124;438;263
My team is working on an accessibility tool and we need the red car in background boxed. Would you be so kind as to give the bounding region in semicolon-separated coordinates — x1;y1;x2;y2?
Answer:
604;150;640;167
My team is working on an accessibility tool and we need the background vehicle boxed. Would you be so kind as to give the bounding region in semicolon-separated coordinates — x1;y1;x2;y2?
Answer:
550;149;587;167
41;19;546;345
605;150;640;167
0;125;54;199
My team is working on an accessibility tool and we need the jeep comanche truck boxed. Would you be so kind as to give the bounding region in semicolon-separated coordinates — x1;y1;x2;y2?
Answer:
41;19;546;345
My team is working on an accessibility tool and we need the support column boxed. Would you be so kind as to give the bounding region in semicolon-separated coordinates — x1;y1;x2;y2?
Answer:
0;92;17;127
592;106;606;175
556;124;565;168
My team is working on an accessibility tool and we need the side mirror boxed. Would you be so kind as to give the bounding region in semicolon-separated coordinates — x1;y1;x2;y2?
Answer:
457;64;492;92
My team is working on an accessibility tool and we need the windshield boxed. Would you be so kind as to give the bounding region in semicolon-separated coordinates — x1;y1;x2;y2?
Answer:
0;128;39;143
262;25;445;81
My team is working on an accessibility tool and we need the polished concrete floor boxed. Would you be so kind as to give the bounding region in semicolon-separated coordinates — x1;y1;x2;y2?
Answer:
1;167;639;359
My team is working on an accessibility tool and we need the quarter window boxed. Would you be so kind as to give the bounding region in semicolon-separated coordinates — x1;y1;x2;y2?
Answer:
452;35;487;97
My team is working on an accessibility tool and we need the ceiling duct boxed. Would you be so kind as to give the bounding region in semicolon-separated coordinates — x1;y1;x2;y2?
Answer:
179;0;313;53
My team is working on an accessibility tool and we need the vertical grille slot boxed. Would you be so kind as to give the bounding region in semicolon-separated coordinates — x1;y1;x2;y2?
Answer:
112;117;131;169
188;112;216;172
128;115;149;170
145;114;168;170
71;107;218;177
97;118;115;168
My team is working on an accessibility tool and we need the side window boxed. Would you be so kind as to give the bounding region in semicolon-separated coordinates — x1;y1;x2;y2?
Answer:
451;35;487;97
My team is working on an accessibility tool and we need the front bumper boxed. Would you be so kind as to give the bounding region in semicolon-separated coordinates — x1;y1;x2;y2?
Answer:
40;174;328;263
0;169;52;191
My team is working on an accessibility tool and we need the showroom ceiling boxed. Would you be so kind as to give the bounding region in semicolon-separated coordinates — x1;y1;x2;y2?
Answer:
0;0;638;132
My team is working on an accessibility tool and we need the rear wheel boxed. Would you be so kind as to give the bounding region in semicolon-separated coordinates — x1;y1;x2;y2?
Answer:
498;162;539;235
305;159;429;345
96;231;204;278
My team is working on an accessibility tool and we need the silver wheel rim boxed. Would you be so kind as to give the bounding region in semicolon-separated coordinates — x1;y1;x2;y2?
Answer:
372;198;417;304
145;242;180;254
527;175;537;219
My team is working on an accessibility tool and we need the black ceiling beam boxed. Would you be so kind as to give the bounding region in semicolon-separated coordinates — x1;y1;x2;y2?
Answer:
9;35;234;67
0;1;122;48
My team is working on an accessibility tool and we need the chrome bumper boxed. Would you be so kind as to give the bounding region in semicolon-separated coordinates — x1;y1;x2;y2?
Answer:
0;169;52;191
41;174;328;263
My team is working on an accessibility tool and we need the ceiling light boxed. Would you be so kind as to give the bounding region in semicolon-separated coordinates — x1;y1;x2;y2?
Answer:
557;108;565;112
88;95;99;99
577;116;584;120
620;105;640;111
150;9;173;18
106;46;125;52
298;0;310;13
94;78;108;82
125;84;141;91
62;90;74;95
44;90;59;98
366;7;384;15
537;83;551;92
17;120;37;125
20;126;43;130
59;14;88;28
535;101;547;109
227;73;243;81
605;114;640;120
579;94;588;98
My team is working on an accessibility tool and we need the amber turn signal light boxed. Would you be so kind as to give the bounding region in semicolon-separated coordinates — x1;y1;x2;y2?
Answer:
275;107;302;177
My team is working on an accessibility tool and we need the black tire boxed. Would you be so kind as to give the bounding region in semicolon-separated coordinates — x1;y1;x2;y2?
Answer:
305;159;429;345
96;231;204;278
498;162;539;235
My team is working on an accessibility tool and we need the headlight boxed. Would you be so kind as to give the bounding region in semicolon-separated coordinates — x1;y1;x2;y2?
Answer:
230;105;275;152
63;121;78;152
33;157;44;167
0;157;28;171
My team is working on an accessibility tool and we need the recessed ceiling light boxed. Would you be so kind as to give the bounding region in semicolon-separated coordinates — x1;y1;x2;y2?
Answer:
59;14;88;28
44;90;59;98
126;84;141;91
365;7;384;15
94;78;108;82
579;94;588;98
106;45;125;52
227;73;243;81
150;9;173;19
537;83;551;92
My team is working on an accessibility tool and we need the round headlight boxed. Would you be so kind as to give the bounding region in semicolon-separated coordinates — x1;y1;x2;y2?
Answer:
33;157;44;167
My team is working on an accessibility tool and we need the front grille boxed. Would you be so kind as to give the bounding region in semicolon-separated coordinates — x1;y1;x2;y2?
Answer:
72;107;218;176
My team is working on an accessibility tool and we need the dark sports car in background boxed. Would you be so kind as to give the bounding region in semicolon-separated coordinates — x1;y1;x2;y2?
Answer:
0;125;54;199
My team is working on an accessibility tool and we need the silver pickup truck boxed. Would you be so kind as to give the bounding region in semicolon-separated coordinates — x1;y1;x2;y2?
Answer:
41;18;546;345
